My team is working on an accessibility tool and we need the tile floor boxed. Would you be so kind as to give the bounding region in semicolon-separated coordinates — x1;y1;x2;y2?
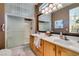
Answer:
11;44;35;56
0;44;35;56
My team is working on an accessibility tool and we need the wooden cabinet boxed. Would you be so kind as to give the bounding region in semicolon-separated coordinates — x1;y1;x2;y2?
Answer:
44;40;56;56
0;3;5;49
56;46;79;56
30;35;79;56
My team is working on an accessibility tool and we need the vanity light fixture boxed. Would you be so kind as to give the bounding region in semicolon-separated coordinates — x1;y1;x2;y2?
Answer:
40;3;63;14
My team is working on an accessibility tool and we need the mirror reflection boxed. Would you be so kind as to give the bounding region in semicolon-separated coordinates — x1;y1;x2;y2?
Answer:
38;14;51;31
69;7;79;33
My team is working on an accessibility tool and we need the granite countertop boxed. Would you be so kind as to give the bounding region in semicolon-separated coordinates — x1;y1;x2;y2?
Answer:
31;33;79;53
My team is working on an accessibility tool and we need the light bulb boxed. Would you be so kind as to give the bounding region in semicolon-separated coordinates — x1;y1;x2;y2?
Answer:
53;7;57;11
49;4;53;8
49;9;52;13
57;3;63;9
42;9;45;13
45;11;48;14
45;7;49;11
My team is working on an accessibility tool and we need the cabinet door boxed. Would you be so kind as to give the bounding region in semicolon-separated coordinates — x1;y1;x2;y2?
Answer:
44;40;56;56
44;40;50;56
30;35;34;48
49;43;56;56
56;46;79;56
0;4;5;49
38;40;43;51
30;35;35;51
33;39;44;56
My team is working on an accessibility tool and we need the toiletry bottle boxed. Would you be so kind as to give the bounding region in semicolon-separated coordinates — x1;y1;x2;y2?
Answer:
60;32;63;39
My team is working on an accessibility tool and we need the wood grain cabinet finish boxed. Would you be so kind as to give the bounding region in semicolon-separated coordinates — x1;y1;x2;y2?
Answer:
0;3;5;49
30;35;36;51
56;46;79;56
30;35;79;56
44;40;56;56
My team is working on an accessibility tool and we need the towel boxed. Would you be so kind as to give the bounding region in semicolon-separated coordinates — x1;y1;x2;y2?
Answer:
34;36;41;48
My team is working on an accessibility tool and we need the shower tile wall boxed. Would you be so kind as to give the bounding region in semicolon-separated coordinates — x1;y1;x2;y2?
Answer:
7;15;25;48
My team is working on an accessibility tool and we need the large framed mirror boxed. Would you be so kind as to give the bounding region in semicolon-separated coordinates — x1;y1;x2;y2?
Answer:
37;3;79;36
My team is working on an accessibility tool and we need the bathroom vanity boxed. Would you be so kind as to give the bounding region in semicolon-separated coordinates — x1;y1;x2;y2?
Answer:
30;33;79;56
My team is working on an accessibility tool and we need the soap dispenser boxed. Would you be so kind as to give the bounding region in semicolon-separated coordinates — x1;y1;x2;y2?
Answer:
60;32;64;39
46;31;50;36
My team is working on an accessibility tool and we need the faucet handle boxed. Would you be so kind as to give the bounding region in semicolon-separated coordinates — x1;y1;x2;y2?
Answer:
64;36;69;41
